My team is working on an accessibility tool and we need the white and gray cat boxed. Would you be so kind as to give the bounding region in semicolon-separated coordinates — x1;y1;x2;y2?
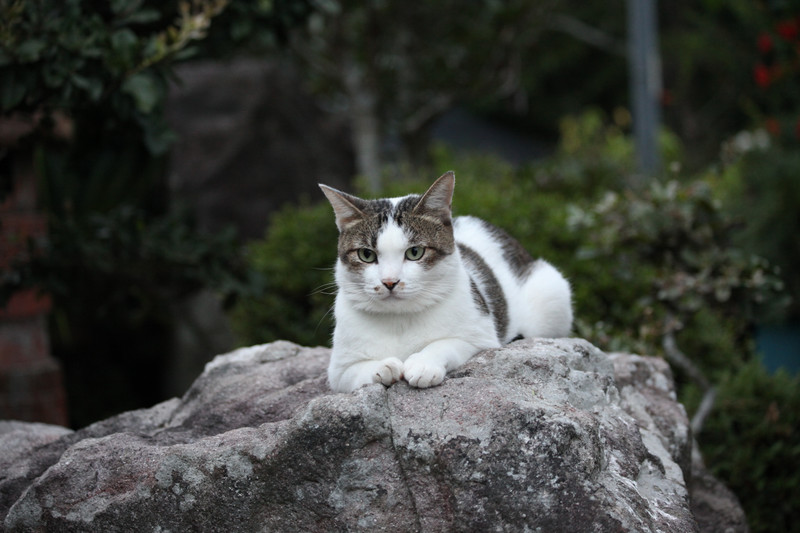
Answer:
320;172;573;393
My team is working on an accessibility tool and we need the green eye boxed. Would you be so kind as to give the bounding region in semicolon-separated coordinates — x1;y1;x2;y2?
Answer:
357;248;377;263
405;246;425;261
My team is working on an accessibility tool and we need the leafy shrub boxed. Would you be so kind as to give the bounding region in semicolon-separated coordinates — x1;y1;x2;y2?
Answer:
702;360;800;533
1;205;252;427
231;202;338;348
721;146;800;321
0;0;314;427
0;0;231;156
568;178;784;374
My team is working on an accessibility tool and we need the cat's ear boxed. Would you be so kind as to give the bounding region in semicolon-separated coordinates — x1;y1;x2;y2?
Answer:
319;184;368;231
414;171;455;218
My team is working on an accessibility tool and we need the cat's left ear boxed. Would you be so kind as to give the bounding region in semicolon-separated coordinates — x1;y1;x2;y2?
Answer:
414;171;455;219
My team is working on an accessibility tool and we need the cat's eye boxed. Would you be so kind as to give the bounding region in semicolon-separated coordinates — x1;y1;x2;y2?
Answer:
405;246;425;261
357;248;377;263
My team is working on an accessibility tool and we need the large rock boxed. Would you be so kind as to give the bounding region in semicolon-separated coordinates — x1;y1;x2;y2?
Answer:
1;339;747;532
166;58;353;240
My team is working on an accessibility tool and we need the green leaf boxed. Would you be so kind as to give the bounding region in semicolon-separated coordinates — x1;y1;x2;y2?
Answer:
121;72;161;114
110;0;143;15
16;39;46;62
111;28;138;61
1;75;26;111
141;117;177;155
117;8;161;25
71;74;104;101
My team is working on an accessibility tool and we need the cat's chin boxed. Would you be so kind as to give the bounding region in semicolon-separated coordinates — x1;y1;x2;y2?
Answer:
350;293;437;315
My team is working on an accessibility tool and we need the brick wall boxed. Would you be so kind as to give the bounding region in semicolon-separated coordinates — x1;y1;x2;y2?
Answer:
1;118;68;426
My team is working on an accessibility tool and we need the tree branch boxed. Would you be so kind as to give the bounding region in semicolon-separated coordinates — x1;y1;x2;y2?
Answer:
548;14;626;56
662;325;717;435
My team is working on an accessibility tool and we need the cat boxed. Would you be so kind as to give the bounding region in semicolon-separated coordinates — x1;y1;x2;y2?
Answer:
320;171;573;393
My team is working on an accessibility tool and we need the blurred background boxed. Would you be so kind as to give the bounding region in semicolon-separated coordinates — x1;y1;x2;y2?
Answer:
1;1;799;530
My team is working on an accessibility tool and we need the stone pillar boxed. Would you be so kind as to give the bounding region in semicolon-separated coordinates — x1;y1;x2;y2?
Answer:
0;117;68;426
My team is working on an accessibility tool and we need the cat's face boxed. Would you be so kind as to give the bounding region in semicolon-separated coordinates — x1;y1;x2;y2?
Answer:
321;173;457;314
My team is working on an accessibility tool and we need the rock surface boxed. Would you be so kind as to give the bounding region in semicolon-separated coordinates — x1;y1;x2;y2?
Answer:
1;339;747;532
166;58;353;240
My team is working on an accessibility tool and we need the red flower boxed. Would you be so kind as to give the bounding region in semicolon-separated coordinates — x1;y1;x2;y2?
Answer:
758;32;774;54
754;63;772;88
776;19;799;41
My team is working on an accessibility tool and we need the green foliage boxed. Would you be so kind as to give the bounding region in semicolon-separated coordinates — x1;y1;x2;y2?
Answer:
231;202;338;348
289;0;555;169
702;359;800;533
569;178;785;368
0;0;229;154
37;208;251;313
1;205;254;427
722;145;800;321
3;205;252;334
657;0;764;166
198;0;315;53
0;0;317;425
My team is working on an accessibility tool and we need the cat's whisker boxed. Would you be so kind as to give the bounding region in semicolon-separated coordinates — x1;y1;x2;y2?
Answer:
314;305;336;339
311;281;339;296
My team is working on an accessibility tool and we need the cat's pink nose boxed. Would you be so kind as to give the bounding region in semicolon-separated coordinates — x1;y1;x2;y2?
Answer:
382;279;400;291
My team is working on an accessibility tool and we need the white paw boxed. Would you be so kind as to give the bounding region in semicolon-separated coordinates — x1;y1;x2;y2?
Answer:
403;361;446;388
372;357;404;387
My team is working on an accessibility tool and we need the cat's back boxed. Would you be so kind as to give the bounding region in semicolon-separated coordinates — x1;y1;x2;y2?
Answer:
453;215;572;340
453;215;536;279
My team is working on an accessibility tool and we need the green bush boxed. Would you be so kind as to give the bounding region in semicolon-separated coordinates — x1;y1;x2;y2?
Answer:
569;178;784;375
231;202;338;348
722;146;800;322
0;0;315;427
702;360;800;533
1;205;252;427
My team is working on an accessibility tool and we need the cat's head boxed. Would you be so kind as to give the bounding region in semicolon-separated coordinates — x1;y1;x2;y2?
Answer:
320;172;458;314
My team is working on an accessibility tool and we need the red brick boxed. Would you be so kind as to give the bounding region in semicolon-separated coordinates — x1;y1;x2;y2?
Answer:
0;290;52;321
0;165;37;212
0;211;47;266
0;356;68;426
0;316;51;370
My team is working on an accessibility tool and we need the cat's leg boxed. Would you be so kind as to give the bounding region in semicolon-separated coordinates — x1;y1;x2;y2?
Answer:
329;356;404;392
403;338;480;388
518;260;573;338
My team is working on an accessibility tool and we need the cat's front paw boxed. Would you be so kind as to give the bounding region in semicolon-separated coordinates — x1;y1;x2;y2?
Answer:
403;360;446;388
372;357;404;387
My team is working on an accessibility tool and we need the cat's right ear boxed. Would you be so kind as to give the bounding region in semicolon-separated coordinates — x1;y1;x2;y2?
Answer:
319;185;366;231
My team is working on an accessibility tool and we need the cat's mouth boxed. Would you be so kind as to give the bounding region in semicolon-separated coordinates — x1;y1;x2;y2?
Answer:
377;289;404;300
373;281;407;300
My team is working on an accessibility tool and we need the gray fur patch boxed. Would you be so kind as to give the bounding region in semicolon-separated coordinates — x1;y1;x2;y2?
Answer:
395;194;455;269
337;195;455;271
470;279;490;315
479;219;535;279
458;243;508;341
337;199;393;267
392;195;422;224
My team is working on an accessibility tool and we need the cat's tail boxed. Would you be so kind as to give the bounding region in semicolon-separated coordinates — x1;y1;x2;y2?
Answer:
519;259;573;338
